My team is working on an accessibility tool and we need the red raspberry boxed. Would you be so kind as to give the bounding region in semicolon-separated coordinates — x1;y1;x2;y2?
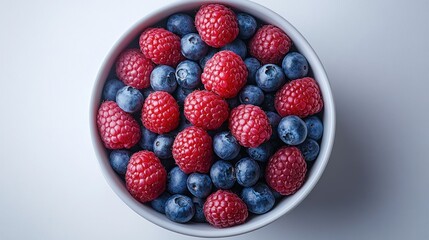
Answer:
96;101;141;149
195;4;239;48
184;90;229;130
275;77;323;118
229;104;272;148
203;190;248;228
201;50;247;98
249;25;292;64
265;146;307;195
172;126;213;174
139;28;183;67
115;49;155;89
142;91;179;134
125;151;167;203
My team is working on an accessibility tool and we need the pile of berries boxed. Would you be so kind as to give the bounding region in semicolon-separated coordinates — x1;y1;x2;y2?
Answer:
97;4;324;228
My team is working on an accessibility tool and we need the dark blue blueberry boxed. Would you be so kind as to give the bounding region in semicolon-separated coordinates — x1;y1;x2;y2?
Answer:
237;13;257;39
102;78;125;101
247;142;273;162
109;150;131;175
210;160;236;189
187;173;212;198
262;93;275;112
199;49;218;68
139;127;157;151
256;64;286;92
220;39;247;59
166;13;196;36
239;85;264;106
165;194;195;223
266;111;281;140
304;116;323;140
151;192;171;214
150;65;177;93
167;167;188;194
141;87;154;98
278;115;307;145
181;33;209;61
115;86;144;113
160;158;176;172
241;183;275;214
175;60;202;89
192;197;206;222
282;52;309;79
153;135;174;159
298;138;320;161
213;131;241;160
271;188;282;199
174;86;193;106
226;97;240;109
244;57;261;85
235;157;260;187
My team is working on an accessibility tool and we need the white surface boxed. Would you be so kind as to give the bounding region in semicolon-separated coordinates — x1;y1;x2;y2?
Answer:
0;0;428;239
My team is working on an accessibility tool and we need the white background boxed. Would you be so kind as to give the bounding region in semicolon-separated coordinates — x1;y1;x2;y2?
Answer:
1;0;429;239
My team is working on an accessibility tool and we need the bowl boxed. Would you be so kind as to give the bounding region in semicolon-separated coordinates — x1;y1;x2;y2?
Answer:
90;0;336;237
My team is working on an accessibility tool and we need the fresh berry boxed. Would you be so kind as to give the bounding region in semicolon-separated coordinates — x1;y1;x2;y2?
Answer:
97;101;141;149
102;78;125;101
109;150;131;175
184;90;229;130
266;111;281;140
174;86;194;106
210;160;236;189
229;104;272;148
278;115;307;145
203;190;248;228
213;131;241;160
165;194;195;223
175;60;202;89
181;33;209;61
139;127;157;151
298;138;320;161
195;4;239;48
265;146;307;195
139;28;183;67
153;134;174;159
172;126;213;174
235;157;260;187
237;13;257;39
201;50;248;98
241;183;275;214
151;192;171;213
192;197;206;222
167;166;189;194
282;52;309;79
246;142;273;162
239;85;264;106
116;86;144;113
244;57;261;85
141;87;154;98
305;116;323;140
262;93;276;112
167;13;196;36
116;49;155;89
220;38;247;59
249;25;292;64
125;151;167;203
187;173;213;198
256;64;286;92
275;77;324;117
199;48;217;68
150;65;177;93
142;91;180;134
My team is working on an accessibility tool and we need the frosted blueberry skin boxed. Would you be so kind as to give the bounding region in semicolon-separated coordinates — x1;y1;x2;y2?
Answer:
241;183;275;214
167;167;189;194
256;64;286;92
139;127;158;151
199;48;218;68
239;85;265;106
237;13;257;39
166;13;196;36
305;116;324;141
213;131;241;160
153;135;174;159
298;138;320;161
181;33;209;61
235;157;261;187
282;52;309;80
221;38;247;59
247;142;273;162
151;192;171;214
115;86;144;113
109;150;131;175
165;194;195;223
187;173;212;198
244;57;261;85
192;197;206;222
102;78;125;101
150;65;177;93
175;60;202;89
210;160;236;189
278;115;308;145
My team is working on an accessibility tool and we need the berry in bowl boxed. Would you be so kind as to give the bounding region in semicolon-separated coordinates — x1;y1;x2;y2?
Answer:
90;0;335;237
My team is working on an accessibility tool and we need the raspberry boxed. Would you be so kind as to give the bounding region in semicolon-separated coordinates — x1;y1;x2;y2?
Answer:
139;28;183;67
96;101;141;149
116;49;155;89
184;90;229;130
172;126;213;174
265;146;307;195
195;4;239;48
125;151;167;203
203;190;248;228
201;50;247;98
249;25;292;64
229;104;272;148
274;77;323;118
142;91;179;134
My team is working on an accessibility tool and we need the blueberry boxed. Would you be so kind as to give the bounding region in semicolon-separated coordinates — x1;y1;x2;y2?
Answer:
174;86;193;106
241;183;275;214
282;52;309;79
210;160;236;189
166;13;196;36
115;86;144;113
213;131;241;160
235;157;260;187
167;167;188;194
153;135;174;159
266;111;281;140
305;116;323;140
187;173;212;198
256;64;286;92
151;192;171;214
150;65;177;93
237;13;257;39
262;93;275;112
140;127;157;151
220;39;247;59
247;142;273;162
102;78;125;101
239;85;264;106
226;97;240;109
298;138;320;161
109;150;131;175
192;197;206;222
278;115;307;145
141;87;154;98
199;48;218;68
181;33;209;61
175;60;202;89
160;158;176;172
244;57;261;85
165;194;195;223
271;188;282;199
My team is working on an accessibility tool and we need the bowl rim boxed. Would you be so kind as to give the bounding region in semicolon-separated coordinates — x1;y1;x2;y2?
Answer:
90;0;336;237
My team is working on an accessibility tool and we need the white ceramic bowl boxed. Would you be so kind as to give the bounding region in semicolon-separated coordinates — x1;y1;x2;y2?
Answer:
90;0;335;237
